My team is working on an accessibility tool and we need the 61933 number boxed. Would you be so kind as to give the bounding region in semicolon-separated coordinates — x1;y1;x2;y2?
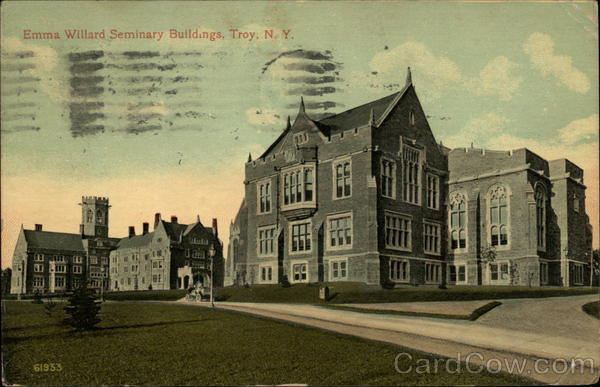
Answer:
33;363;62;372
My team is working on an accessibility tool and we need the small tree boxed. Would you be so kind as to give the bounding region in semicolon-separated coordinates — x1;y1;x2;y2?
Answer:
481;245;497;263
63;283;101;330
32;289;43;304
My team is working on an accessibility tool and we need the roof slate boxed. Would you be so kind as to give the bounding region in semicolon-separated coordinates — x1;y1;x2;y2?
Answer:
23;230;85;252
117;232;154;249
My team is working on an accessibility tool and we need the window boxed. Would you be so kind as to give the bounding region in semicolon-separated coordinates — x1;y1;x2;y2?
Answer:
328;214;352;249
489;185;509;247
294;132;308;145
290;221;311;253
55;276;65;287
423;222;441;255
34;264;44;273
540;262;548;285
258;180;272;213
381;158;395;199
73;279;82;289
101;257;108;265
72;266;82;274
191;249;206;258
409;109;415;126
385;213;411;250
490;262;510;282
33;276;44;287
157;250;162;257
535;185;547;250
333;160;351;199
283;166;314;205
90;256;98;264
402;145;421;205
86;209;93;222
96;209;104;224
449;192;467;250
449;265;466;283
73;256;83;264
330;259;348;281
425;263;441;283
261;266;273;282
292;263;308;282
55;256;65;263
426;174;439;210
390;259;409;282
34;254;44;261
258;226;276;255
573;194;580;213
127;277;131;285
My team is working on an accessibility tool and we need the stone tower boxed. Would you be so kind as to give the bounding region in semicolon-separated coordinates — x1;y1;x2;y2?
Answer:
79;196;109;238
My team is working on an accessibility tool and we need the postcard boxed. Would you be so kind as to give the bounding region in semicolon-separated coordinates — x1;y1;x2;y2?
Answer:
1;1;598;386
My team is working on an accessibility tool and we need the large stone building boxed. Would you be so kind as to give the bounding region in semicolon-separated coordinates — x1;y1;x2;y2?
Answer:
109;214;224;291
10;196;119;294
226;69;593;287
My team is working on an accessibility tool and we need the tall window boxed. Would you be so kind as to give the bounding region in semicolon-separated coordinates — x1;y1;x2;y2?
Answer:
423;222;441;254
86;209;93;222
540;262;548;285
258;226;276;256
402;145;421;205
334;160;351;198
291;222;311;252
535;185;547;250
283;166;314;205
381;158;395;198
426;174;439;209
573;194;580;213
390;259;409;281
385;213;411;250
328;214;352;249
449;265;466;283
489;262;509;282
261;266;273;282
449;192;467;250
489;185;509;246
258;181;271;213
425;263;441;283
96;210;104;224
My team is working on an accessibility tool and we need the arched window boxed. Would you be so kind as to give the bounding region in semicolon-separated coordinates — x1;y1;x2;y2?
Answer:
535;184;547;249
96;209;104;224
86;209;93;223
409;110;415;126
449;192;467;249
489;185;509;246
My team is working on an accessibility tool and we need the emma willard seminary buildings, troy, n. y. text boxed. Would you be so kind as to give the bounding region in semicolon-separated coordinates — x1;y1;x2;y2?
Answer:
226;68;593;288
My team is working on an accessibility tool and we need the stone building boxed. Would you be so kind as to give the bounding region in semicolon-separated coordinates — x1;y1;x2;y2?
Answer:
448;149;593;287
10;196;119;295
228;69;448;286
109;214;224;291
227;69;593;287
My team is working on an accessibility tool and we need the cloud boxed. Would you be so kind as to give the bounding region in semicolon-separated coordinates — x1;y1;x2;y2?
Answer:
441;112;508;148
522;32;591;94
355;42;462;100
245;107;281;126
467;56;523;101
558;114;599;145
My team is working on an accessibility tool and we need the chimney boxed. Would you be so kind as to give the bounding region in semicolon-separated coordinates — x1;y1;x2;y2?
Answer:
128;226;136;238
154;212;161;228
142;222;149;235
212;218;218;240
171;215;178;223
35;224;42;231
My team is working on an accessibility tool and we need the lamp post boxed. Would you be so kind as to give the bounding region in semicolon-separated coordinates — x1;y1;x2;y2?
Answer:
208;244;215;308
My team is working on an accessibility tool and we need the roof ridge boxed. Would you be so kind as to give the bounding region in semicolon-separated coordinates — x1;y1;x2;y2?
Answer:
317;90;401;123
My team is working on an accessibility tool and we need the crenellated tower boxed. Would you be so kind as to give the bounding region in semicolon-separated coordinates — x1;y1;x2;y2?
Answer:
79;196;110;238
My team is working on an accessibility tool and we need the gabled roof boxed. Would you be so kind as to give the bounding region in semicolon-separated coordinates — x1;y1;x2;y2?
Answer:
23;230;85;252
117;232;154;249
257;77;412;160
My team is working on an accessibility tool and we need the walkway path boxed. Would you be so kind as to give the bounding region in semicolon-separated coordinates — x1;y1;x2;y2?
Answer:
178;294;599;384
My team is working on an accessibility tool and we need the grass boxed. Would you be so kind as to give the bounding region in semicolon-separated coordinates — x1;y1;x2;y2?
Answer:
582;301;600;319
1;301;535;386
103;289;187;301
217;283;598;304
326;301;503;321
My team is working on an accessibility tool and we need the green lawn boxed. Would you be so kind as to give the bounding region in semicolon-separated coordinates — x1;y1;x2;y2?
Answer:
217;283;598;304
2;301;534;386
582;301;600;319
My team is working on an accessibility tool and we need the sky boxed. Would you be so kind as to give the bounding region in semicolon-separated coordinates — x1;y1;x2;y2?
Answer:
1;1;598;268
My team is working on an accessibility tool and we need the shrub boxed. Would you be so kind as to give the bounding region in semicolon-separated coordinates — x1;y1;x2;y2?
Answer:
280;275;291;288
32;290;43;304
63;283;101;330
381;278;395;290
